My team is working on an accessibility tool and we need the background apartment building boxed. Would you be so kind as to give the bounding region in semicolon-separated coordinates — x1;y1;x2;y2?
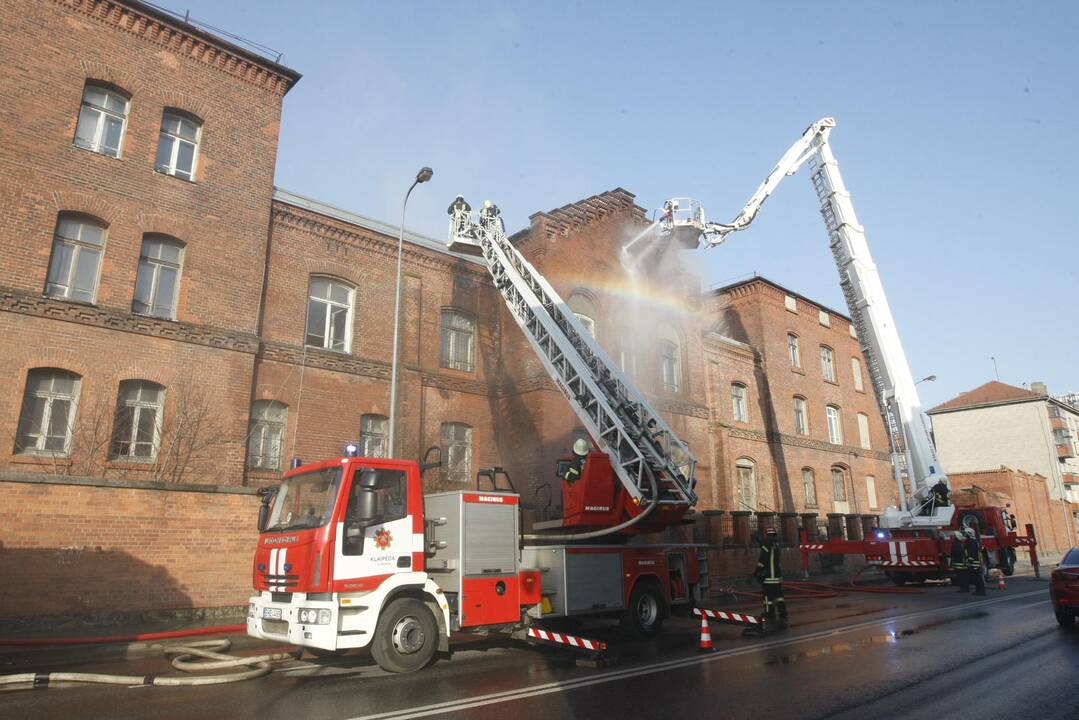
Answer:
0;1;895;623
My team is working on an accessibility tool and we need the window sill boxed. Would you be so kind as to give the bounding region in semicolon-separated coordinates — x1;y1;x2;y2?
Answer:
247;468;283;478
132;310;178;322
804;505;819;511
304;343;351;355
439;364;476;375
43;294;98;307
790;367;805;376
154;168;197;184
854;388;866;394
107;458;158;469
72;143;123;161
823;379;840;387
10;454;72;467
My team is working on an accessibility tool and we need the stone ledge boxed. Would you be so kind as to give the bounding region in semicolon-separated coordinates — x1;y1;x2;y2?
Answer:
0;472;257;495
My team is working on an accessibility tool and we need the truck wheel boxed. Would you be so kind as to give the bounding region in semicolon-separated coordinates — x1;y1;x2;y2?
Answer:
1055;605;1075;629
1000;549;1016;576
889;571;909;587
371;598;439;673
621;581;665;637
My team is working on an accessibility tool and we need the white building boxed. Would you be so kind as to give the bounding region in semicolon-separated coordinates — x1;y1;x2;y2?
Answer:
928;381;1079;509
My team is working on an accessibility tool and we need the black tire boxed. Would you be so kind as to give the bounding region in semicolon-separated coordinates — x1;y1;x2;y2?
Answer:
1055;605;1076;629
307;647;349;660
621;581;665;637
889;571;909;587
1000;549;1016;576
370;598;439;673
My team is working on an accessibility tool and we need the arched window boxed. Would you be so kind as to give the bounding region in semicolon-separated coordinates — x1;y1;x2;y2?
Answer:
441;422;472;484
793;396;808;435
831;466;848;502
658;323;681;393
826;404;842;444
440;310;476;372
866;475;878;509
857;412;871;449
731;382;748;423
133;234;184;319
15;368;82;455
45;214;106;303
820;345;836;382
360;413;388;458
305;276;354;352
617;327;637;377
567;293;597;338
802;468;817;507
155;110;201;181
248;401;288;471
74;82;129;157
787;333;801;368
735;457;757;511
111;380;165;460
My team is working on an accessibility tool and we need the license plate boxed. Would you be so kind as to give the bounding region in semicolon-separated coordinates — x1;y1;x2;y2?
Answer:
262;607;282;620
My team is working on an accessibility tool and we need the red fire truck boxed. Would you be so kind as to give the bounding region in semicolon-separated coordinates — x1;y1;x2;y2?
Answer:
247;200;708;672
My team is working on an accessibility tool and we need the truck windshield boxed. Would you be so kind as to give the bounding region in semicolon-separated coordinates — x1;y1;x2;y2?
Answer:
265;467;341;532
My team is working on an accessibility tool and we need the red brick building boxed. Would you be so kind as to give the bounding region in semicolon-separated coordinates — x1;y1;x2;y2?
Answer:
0;1;894;624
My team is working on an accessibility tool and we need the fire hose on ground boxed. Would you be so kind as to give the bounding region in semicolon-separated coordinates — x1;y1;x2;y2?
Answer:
0;627;300;690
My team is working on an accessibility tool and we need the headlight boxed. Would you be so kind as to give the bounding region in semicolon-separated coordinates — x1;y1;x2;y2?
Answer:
299;608;332;625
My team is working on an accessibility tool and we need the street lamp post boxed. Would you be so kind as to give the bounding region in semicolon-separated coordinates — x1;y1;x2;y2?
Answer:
915;375;937;386
388;166;433;457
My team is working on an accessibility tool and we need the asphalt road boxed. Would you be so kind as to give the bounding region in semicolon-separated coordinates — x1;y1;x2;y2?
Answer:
2;576;1076;720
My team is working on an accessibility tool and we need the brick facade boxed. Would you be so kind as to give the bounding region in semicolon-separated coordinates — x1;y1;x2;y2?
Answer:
0;1;900;622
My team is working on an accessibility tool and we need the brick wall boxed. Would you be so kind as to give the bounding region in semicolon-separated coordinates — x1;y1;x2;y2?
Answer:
0;475;259;621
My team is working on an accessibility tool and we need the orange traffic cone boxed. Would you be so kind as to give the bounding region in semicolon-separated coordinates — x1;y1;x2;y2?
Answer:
998;573;1006;590
698;615;714;652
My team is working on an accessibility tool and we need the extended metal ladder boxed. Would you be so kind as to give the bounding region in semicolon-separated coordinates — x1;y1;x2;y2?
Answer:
449;209;697;507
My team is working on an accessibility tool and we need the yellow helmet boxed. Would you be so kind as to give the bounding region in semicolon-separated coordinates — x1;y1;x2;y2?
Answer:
572;438;589;456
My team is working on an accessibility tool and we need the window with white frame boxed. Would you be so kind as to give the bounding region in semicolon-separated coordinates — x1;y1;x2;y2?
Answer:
794;396;808;435
731;383;748;422
15;369;81;455
133;234;184;319
440;310;476;372
248;401;287;471
802;468;817;507
736;457;757;511
441;422;472;484
826;405;842;444
568;293;598;338
305;277;353;352
857;412;871;449
866;475;878;509
820;345;836;382
832;467;848;501
618;328;637;378
787;333;801;368
45;215;106;303
851;357;864;392
360;414;388;458
658;323;681;393
111;380;165;460
74;83;128;157
154;111;201;180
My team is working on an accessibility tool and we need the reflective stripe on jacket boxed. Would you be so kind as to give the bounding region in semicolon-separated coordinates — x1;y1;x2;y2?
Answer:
757;543;782;583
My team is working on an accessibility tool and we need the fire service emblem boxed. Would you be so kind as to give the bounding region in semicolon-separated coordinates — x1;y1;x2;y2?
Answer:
374;528;393;550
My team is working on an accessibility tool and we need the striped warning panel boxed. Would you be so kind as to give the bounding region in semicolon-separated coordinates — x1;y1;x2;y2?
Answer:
526;627;606;651
879;560;936;567
693;607;761;625
800;544;827;550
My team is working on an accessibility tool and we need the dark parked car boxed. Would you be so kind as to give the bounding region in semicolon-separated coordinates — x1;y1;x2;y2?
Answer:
1051;547;1079;628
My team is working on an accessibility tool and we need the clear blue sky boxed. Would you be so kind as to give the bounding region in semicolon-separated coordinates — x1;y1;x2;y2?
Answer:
174;0;1077;409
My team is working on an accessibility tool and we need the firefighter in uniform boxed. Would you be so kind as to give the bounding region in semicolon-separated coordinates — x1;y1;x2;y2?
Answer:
951;530;969;592
447;194;471;238
963;526;987;596
563;439;589;484
749;527;787;633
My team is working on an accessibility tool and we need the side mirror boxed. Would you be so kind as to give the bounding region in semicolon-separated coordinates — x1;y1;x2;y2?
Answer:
256;485;278;532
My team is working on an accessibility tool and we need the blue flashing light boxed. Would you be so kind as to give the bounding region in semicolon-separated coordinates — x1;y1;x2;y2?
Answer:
876;530;887;539
290;457;303;469
344;443;360;458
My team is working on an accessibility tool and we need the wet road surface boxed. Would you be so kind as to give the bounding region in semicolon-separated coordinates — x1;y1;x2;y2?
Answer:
2;576;1076;720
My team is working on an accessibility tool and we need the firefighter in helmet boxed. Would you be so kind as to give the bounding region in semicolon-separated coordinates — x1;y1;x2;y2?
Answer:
447;194;471;238
950;530;969;591
963;526;987;596
563;438;589;484
748;526;787;633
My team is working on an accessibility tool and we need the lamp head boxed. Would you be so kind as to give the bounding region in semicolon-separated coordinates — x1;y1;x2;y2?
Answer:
416;167;434;183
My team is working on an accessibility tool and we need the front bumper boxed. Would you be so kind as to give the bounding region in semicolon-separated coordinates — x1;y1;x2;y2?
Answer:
247;592;341;650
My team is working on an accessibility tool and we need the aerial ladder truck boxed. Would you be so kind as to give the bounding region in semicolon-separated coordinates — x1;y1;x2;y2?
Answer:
663;117;1037;585
246;196;714;673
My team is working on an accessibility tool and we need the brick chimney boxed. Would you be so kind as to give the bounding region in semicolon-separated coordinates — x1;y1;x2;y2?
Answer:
1030;381;1048;396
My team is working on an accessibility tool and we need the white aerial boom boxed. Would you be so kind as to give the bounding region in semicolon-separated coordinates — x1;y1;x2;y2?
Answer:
664;117;952;529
